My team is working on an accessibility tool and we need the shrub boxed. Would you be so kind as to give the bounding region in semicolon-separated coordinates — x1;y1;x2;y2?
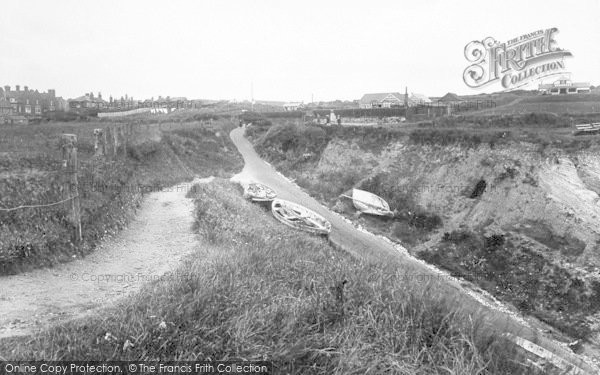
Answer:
128;141;161;161
469;180;487;198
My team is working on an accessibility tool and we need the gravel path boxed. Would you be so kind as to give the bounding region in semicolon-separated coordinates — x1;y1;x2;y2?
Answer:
0;178;212;339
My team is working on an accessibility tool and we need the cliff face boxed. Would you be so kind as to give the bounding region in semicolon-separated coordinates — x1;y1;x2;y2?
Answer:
304;137;600;344
251;122;600;352
316;139;600;267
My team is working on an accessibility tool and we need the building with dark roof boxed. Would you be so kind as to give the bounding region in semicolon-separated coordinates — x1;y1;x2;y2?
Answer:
2;85;66;118
437;92;462;103
0;98;12;115
69;92;108;110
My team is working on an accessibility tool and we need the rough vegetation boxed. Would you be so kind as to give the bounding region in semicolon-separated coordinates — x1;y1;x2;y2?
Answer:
0;180;531;374
420;230;600;339
248;118;600;346
0;118;242;275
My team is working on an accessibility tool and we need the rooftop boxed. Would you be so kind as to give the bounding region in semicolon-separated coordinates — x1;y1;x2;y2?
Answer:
359;92;404;103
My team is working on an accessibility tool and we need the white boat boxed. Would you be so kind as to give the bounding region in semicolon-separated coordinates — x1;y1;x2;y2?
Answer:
271;199;331;235
345;188;394;217
243;182;277;202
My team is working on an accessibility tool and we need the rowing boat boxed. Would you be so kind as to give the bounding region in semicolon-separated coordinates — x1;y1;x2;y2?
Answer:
271;199;331;235
243;182;277;202
342;188;394;217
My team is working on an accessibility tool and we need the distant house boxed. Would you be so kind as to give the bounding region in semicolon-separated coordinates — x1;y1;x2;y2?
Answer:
2;85;65;117
283;102;303;111
0;98;13;125
409;93;432;105
359;93;405;109
0;98;12;116
538;78;591;95
438;92;462;104
69;92;108;110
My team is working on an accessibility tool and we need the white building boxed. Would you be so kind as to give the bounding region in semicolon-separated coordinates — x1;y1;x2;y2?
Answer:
283;102;304;111
538;78;591;95
359;93;407;109
409;93;432;105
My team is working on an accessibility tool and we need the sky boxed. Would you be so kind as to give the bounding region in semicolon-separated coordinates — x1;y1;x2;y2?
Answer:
1;0;599;102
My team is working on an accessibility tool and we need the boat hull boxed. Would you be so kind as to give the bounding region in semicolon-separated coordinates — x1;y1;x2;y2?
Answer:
243;182;277;202
271;199;331;235
351;188;394;217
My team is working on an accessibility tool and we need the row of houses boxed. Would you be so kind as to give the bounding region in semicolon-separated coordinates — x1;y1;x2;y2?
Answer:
1;84;198;124
0;85;69;123
69;92;195;112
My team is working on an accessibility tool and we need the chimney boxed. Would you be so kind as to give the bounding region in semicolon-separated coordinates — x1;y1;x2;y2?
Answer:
48;89;56;98
16;85;20;91
4;85;9;93
98;92;102;100
90;92;94;100
24;86;28;92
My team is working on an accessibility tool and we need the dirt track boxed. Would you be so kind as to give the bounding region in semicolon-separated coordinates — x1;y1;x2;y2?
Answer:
0;178;212;339
229;126;599;373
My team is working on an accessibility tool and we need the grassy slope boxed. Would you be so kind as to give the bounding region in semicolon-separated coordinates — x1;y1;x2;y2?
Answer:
248;120;600;342
0;180;529;374
475;94;600;115
0;118;242;275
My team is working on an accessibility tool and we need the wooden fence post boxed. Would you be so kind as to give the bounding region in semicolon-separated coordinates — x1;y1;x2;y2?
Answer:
93;128;105;156
105;126;113;156
103;127;108;156
112;125;119;157
122;124;128;158
61;134;82;243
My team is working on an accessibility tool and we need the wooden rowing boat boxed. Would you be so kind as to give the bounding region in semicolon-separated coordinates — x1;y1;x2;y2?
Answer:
271;199;331;235
243;182;277;202
342;188;394;217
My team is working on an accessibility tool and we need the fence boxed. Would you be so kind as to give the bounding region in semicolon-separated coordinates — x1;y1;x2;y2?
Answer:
312;107;407;118
98;108;151;118
0;122;142;243
449;100;497;113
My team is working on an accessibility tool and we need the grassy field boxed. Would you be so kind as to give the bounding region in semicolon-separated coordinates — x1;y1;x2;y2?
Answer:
0;115;242;275
474;93;600;115
0;180;532;374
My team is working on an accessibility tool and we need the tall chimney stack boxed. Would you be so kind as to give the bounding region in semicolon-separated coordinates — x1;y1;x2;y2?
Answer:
24;86;28;92
4;85;10;93
16;85;20;92
98;92;102;100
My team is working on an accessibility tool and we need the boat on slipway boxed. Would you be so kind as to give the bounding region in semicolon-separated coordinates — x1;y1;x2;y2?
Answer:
243;182;277;202
343;188;394;217
271;199;331;236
